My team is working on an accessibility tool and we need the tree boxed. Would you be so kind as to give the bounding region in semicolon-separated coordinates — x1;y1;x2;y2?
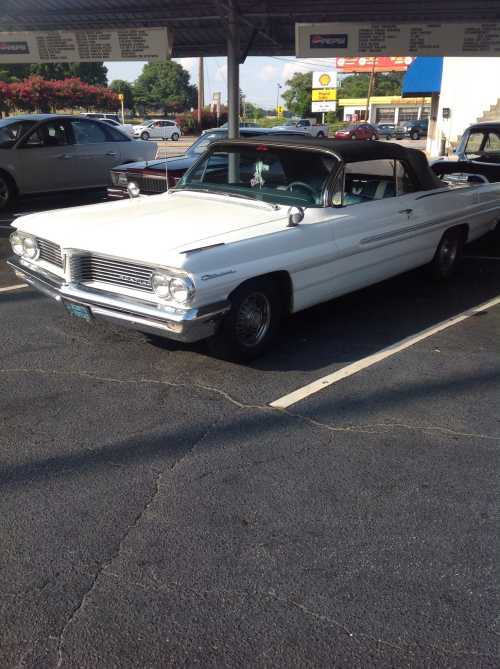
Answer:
29;63;108;85
244;102;265;120
110;79;134;109
337;73;403;99
2;76;119;114
133;61;197;112
0;65;31;83
281;71;312;117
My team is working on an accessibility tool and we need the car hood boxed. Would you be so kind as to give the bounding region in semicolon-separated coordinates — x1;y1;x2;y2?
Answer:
14;191;288;268
114;154;195;173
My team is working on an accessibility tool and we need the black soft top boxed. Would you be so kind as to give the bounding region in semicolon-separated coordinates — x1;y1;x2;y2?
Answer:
466;122;500;133
210;136;443;191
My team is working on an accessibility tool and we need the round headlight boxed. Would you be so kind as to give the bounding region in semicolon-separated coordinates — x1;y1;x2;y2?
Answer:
169;276;193;304
151;272;171;299
22;235;39;260
10;231;24;256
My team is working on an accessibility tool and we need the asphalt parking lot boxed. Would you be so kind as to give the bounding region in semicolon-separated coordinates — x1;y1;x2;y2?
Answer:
1;166;499;667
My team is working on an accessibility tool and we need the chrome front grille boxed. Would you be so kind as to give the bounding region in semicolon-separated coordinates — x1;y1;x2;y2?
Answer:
38;238;63;267
70;254;154;292
128;173;168;194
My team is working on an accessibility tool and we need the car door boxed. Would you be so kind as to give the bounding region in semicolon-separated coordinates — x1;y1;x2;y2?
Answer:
67;118;124;188
328;158;424;295
14;118;75;194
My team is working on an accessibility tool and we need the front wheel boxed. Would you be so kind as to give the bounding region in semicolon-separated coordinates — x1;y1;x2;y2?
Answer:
429;230;464;281
208;279;282;361
371;134;377;140
171;132;180;141
141;131;150;140
316;131;325;138
350;134;357;140
0;173;15;210
411;131;420;140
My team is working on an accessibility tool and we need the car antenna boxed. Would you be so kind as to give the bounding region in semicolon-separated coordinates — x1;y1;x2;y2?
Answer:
164;143;169;192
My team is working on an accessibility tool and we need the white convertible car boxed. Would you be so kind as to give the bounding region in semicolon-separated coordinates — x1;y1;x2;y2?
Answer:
8;138;500;360
0;114;158;209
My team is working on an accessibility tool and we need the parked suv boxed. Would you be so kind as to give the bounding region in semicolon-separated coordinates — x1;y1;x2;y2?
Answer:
403;119;428;140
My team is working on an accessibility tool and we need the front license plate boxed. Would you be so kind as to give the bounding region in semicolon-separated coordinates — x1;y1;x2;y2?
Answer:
65;302;92;322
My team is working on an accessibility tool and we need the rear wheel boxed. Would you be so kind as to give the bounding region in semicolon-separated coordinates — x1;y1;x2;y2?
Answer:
411;130;420;140
0;172;15;210
429;229;464;281
208;278;282;361
350;134;357;140
171;132;180;141
140;131;150;140
371;134;377;140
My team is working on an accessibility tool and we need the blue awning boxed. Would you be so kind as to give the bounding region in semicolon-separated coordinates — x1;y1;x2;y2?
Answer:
402;57;443;97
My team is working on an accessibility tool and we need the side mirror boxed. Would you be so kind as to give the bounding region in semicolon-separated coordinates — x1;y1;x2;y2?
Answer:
287;206;304;227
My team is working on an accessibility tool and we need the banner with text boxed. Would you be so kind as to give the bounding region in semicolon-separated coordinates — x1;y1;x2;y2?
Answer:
297;22;500;57
336;56;414;72
0;28;171;63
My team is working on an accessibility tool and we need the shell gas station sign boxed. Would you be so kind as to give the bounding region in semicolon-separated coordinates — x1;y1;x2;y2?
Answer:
311;70;337;113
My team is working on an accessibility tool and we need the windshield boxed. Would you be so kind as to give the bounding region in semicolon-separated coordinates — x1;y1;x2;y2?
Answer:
187;131;226;155
464;130;500;162
0;119;37;148
177;144;338;207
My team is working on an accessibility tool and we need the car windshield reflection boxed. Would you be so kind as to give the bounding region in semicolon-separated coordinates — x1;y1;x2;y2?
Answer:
177;144;338;207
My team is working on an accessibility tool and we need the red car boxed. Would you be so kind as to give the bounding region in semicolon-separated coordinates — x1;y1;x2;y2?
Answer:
335;123;379;140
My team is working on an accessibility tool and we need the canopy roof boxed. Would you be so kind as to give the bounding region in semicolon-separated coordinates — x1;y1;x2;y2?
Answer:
2;1;500;57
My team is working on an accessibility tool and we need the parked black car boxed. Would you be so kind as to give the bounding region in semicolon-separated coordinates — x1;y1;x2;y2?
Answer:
108;127;308;199
432;121;500;184
375;123;405;140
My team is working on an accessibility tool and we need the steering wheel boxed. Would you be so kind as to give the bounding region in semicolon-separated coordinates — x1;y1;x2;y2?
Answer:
287;181;316;200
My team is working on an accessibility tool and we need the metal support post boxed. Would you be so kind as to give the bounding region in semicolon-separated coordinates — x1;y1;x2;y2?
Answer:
227;0;240;182
227;0;240;140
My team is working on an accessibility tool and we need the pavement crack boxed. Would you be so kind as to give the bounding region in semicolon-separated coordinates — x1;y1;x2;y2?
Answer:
2;368;498;445
54;465;163;668
52;418;215;668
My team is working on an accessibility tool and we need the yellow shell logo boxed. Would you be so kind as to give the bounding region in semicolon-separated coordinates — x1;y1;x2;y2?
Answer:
319;73;331;86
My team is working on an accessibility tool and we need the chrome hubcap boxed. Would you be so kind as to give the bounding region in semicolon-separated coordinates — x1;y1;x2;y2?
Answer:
440;238;457;272
235;292;272;348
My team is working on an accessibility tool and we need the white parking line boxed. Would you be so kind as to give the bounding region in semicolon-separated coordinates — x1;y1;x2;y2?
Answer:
270;294;500;409
0;283;28;293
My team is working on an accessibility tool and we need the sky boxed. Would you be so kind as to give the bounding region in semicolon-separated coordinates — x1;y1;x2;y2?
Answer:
105;56;337;110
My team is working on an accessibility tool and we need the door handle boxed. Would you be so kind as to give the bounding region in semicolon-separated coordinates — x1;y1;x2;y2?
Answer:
398;208;413;215
106;151;118;157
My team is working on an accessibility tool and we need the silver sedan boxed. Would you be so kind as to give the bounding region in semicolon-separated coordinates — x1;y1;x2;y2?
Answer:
0;114;158;209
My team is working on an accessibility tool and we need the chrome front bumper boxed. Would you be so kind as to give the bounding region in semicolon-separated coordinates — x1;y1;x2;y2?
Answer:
8;256;230;343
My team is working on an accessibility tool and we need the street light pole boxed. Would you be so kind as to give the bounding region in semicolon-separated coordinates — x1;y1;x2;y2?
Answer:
276;82;282;114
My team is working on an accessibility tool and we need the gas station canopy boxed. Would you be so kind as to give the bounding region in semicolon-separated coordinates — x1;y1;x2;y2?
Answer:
2;0;500;58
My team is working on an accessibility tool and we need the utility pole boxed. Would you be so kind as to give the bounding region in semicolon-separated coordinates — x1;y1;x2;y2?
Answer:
365;58;376;122
197;57;204;126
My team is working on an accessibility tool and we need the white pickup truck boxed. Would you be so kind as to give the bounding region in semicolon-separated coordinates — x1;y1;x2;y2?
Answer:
275;119;328;137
